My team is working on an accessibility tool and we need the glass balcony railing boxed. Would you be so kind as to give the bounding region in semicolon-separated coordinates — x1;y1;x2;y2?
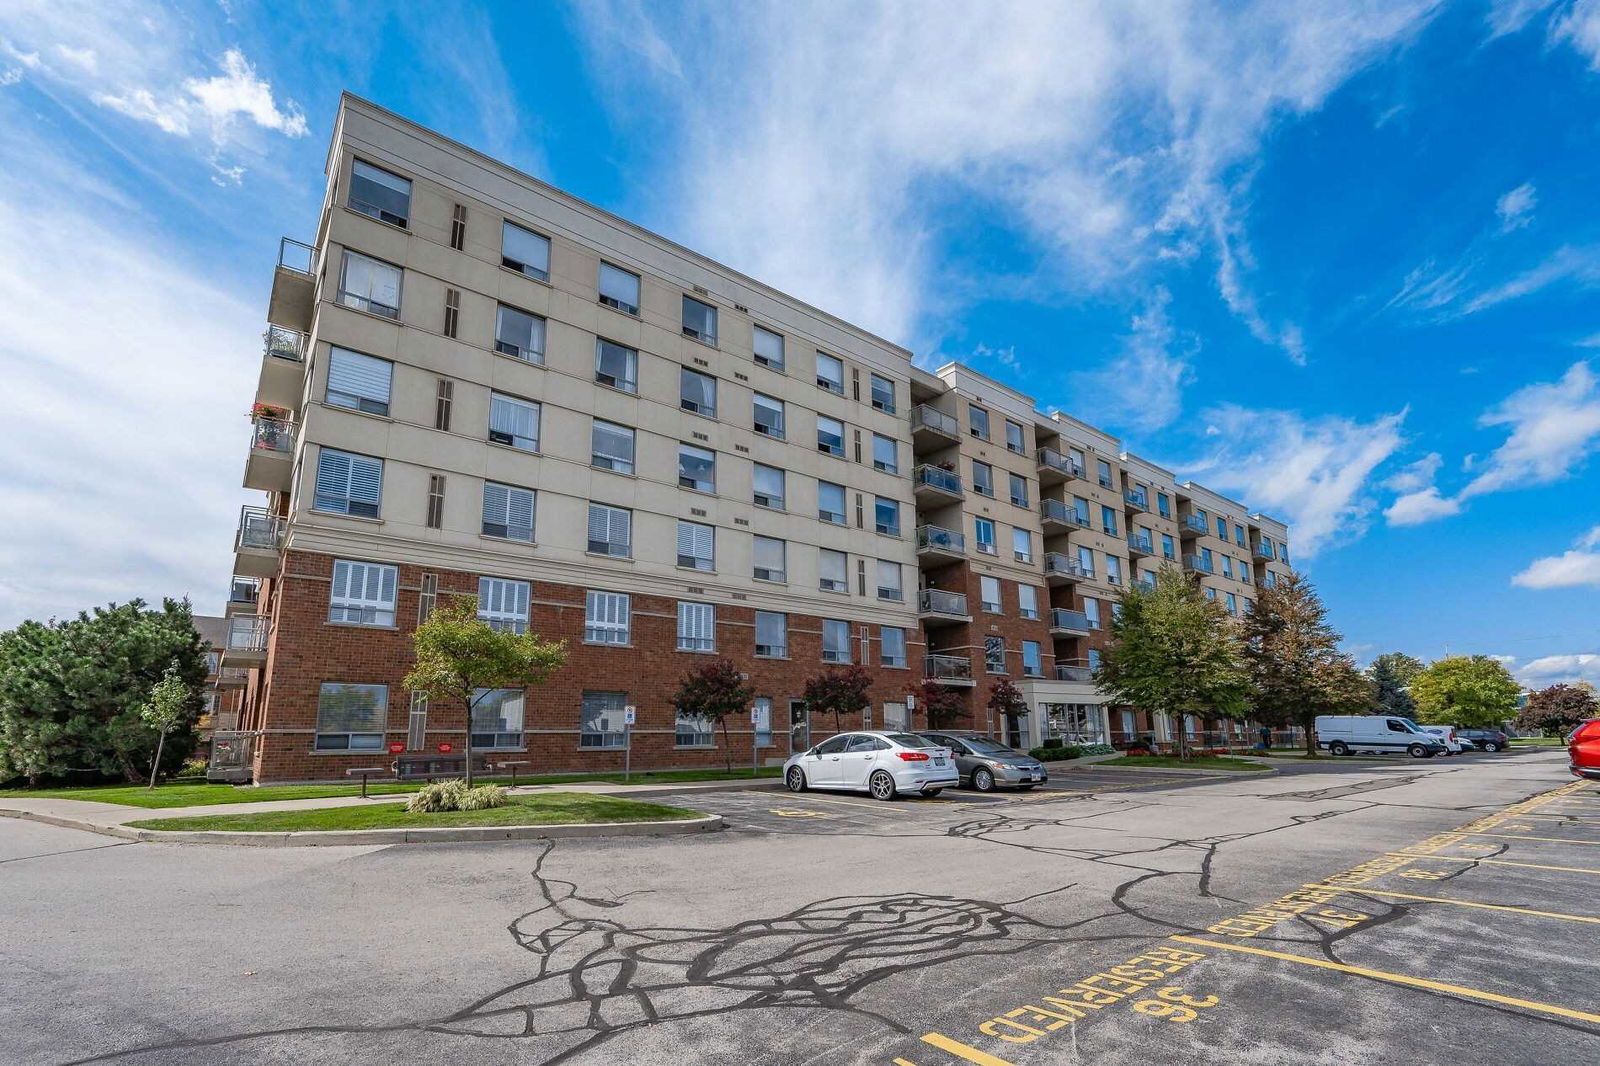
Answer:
1181;514;1209;535
1055;663;1093;682
916;525;966;554
910;404;959;437
226;615;269;653
919;588;968;616
924;654;973;681
1183;554;1214;574
228;576;261;606
1124;490;1149;511
264;324;307;362
1037;448;1086;479
1040;499;1090;527
236;506;284;552
915;464;963;496
1044;553;1093;581
1252;540;1275;560
277;236;315;275
251;413;295;454
1127;533;1154;555
1050;608;1092;632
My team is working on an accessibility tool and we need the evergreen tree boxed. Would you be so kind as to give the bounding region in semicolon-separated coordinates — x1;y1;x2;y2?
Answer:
1367;652;1424;716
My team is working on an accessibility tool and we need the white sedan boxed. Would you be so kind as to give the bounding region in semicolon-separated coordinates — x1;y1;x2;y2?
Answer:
783;731;958;800
1419;726;1465;754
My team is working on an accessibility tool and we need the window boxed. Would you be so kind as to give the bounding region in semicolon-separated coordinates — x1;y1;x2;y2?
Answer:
677;601;715;652
1073;496;1092;525
752;697;773;746
818;480;846;524
1068;447;1087;472
587;504;632;557
676;520;714;571
678;443;716;493
680;367;717;417
337;250;401;319
1205;587;1217;600
435;378;453;431
819;548;848;592
752;464;786;509
489;393;540;451
1193;507;1209;526
1084;597;1101;629
753;536;786;582
753;325;785;369
874;496;900;536
755;611;788;657
449;204;466;250
314;683;387;751
1235;523;1247;547
471;688;525;749
877;559;903;601
1161;533;1175;560
329;560;397;625
1226;592;1238;615
872;433;898;474
682;295;718;344
1221;556;1234;579
1217;516;1229;539
816;351;844;393
1264;570;1278;589
1243;597;1254;614
1157;492;1171;518
1077;545;1095;574
675;709;715;747
1096;459;1113;489
817;415;845;457
985;635;1006;673
595;339;638;392
1087;649;1102;672
418;573;438;623
482;482;535;542
1101;505;1119;535
326;347;392;415
407;692;428;748
753;393;785;438
348;160;410;226
969;404;990;440
495;304;546;363
314;448;382;517
975;517;996;554
1009;473;1029;507
823;619;852;663
1022;641;1043;677
980;575;1002;613
1005;420;1025;454
580;691;627;747
1012;527;1033;563
591;420;636;473
502;221;550;281
478;577;530;633
881;626;907;668
1105;555;1123;585
1017;584;1039;620
426;474;445;529
1201;547;1214;569
584;591;630;644
599;262;640;314
972;461;994;497
870;374;896;413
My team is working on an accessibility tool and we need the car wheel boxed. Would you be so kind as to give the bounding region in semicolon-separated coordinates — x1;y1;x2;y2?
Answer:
1329;741;1349;757
870;771;897;801
785;766;807;792
972;767;996;792
1408;744;1428;759
1484;742;1500;752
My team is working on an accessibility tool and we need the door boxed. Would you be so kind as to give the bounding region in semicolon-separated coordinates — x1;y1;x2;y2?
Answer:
808;733;852;787
788;699;809;755
839;734;881;789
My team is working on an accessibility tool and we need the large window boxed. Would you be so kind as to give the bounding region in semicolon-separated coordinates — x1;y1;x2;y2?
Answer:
502;221;550;281
753;393;785;438
488;393;540;451
676;520;714;571
1021;641;1043;678
337;250;401;319
591;420;636;473
817;415;845;457
874;496;900;536
677;601;715;652
599;262;640;314
681;367;717;417
329;560;397;626
881;626;907;669
675;709;715;747
816;351;844;393
870;374;896;413
753;536;786;582
326;347;392;416
314;683;387;751
818;480;846;524
755;611;787;657
584;591;630;644
348;160;411;226
682;295;718;344
822;619;851;663
314;448;383;517
969;404;990;440
470;688;525;749
678;443;716;493
872;433;898;474
595;339;638;392
753;464;785;509
478;577;530;633
1017;584;1039;620
985;635;1006;674
580;691;627;747
876;560;903;601
495;305;546;363
980;575;1002;614
482;482;535;542
972;461;994;497
587;504;632;557
819;548;848;592
753;325;785;369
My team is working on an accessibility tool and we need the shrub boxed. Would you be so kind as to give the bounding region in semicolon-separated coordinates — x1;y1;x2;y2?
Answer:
456;784;507;811
1078;743;1114;756
405;779;505;813
177;757;209;778
1028;745;1083;762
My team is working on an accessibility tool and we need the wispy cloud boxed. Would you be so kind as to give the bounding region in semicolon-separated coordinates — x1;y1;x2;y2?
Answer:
1495;181;1537;231
1070;288;1195;433
1462;245;1600;314
1514;653;1600;686
1487;0;1600;70
1512;525;1600;589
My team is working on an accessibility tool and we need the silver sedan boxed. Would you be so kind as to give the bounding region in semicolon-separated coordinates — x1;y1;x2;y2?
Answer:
783;731;958;800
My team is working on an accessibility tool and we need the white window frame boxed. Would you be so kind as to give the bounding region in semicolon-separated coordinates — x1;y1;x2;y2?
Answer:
587;503;632;558
326;347;392;416
337;250;402;319
482;481;535;542
753;463;786;509
477;576;531;634
329;559;397;626
753;535;787;582
872;433;898;474
598;261;640;314
494;304;546;363
870;373;895;413
822;619;852;664
754;611;788;658
584;591;631;645
819;548;848;593
874;496;900;536
1018;584;1039;620
591;420;636;473
678;443;716;493
677;520;715;572
313;448;383;518
470;687;526;749
975;517;997;555
880;626;907;669
682;295;718;345
817;414;845;457
1012;527;1033;564
502;220;550;281
677;601;715;652
675;708;716;747
753;392;786;438
595;338;638;392
876;559;903;601
985;635;1006;674
580;691;628;748
488;392;540;451
980;575;1002;614
753;325;785;369
680;366;717;417
348;160;411;226
818;480;846;524
816;351;845;393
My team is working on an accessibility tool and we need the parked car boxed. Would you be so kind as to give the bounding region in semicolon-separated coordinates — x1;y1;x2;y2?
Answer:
783;731;957;800
917;730;1048;792
1419;726;1464;754
1314;715;1447;758
1457;728;1512;753
1569;720;1600;781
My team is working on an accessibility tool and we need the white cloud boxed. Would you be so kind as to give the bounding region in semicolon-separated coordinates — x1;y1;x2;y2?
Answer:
53;43;95;71
93;86;191;135
1487;0;1600;69
1387;257;1477;314
1462;245;1600;314
1512;525;1600;588
1516;653;1600;685
1495;181;1537;231
1384;486;1462;526
182;48;307;137
1460;360;1600;497
1553;0;1600;69
1384;451;1442;493
1071;288;1194;433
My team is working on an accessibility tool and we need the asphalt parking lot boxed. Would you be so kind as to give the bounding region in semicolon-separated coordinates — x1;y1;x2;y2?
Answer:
2;749;1595;1065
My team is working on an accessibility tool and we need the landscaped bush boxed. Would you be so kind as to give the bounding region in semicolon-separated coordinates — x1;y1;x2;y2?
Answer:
1078;743;1114;756
405;779;506;813
456;784;507;811
1028;745;1083;762
177;757;209;778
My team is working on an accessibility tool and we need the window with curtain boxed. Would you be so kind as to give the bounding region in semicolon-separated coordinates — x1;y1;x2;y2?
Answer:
753;393;785;438
326;347;392;415
677;601;715;652
590;421;635;473
348;160;411;226
972;461;994;496
819;549;848;592
682;295;718;344
595;339;638;392
876;560;903;601
488;393;539;451
1012;527;1033;563
678;444;716;493
494;304;546;362
680;367;717;416
753;325;785;369
1005;420;1025;453
1009;473;1028;507
482;482;535;542
753;464;785;509
337;250;402;319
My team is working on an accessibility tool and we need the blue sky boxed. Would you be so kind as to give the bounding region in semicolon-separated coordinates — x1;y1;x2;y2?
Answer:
1;1;1598;686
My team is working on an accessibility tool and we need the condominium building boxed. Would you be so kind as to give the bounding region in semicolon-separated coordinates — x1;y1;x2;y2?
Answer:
217;95;1291;783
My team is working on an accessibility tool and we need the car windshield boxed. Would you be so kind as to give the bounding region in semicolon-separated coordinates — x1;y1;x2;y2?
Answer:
963;737;1017;755
888;733;938;748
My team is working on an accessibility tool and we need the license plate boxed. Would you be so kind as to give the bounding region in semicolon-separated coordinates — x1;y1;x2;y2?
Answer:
933;758;945;766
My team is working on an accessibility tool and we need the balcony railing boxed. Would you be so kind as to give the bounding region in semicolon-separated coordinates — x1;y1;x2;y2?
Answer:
1037;448;1086;479
1040;499;1090;528
1124;490;1149;511
264;324;307;362
1051;608;1092;632
236;506;284;552
1183;554;1214;574
914;464;963;496
910;404;959;438
226;615;270;652
1127;533;1154;555
1055;663;1094;682
1044;553;1093;582
919;588;969;616
925;654;973;682
228;576;260;606
916;525;966;555
251;414;296;454
278;236;314;275
1180;514;1209;535
1252;540;1275;561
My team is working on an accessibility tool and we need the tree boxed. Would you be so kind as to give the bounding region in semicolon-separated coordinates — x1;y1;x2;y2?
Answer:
1367;652;1424;716
987;679;1029;743
1410;655;1521;729
404;597;567;787
907;680;968;730
1515;683;1598;737
0;599;209;785
671;657;755;773
1242;571;1372;756
1097;566;1248;760
803;664;873;736
139;662;196;790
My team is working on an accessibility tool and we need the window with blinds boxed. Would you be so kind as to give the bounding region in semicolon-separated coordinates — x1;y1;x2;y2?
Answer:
595;339;638;392
816;351;844;393
876;560;903;601
325;347;392;416
752;464;785;509
870;374;896;413
590;420;635;473
1017;583;1039;620
817;415;845;456
471;687;526;749
753;536;786;582
874;496;900;536
314;682;388;750
677;601;714;652
872;433;898;473
822;619;851;663
676;521;714;571
580;690;627;747
754;611;787;658
329;559;398;625
818;480;846;524
584;592;630;645
489;393;540;451
980;575;1002;613
495;304;546;362
313;448;383;517
477;576;530;633
482;482;535;542
337;250;402;318
753;325;785;369
501;221;550;280
587;504;631;557
349;160;411;225
819;548;848;593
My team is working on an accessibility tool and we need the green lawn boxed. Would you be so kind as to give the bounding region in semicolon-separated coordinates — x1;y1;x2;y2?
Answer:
1509;737;1565;746
0;766;782;809
127;794;700;833
1102;755;1273;772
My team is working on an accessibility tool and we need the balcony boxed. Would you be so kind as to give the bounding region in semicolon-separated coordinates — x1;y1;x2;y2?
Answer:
1183;554;1214;575
1049;608;1092;637
226;576;261;617
235;506;285;578
924;653;975;686
216;666;251;688
1043;552;1092;586
910;404;960;448
916;524;966;562
243;411;296;492
1124;490;1149;513
918;588;970;626
222;615;269;666
913;464;964;504
1036;448;1085;487
1252;540;1275;561
1055;662;1094;683
1127;533;1155;558
268;237;317;331
256;325;308;411
1040;498;1090;534
1179;514;1209;538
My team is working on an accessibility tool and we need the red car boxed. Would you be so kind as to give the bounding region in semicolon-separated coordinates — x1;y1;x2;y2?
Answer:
1570;719;1600;781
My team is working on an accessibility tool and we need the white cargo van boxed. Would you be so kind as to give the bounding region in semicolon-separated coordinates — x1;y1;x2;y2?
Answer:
1314;715;1447;758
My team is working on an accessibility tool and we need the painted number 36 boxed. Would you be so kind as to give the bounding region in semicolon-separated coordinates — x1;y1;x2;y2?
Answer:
1131;986;1220;1023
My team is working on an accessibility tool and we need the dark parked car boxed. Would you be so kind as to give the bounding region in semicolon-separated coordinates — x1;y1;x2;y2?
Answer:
1457;728;1512;752
917;730;1047;792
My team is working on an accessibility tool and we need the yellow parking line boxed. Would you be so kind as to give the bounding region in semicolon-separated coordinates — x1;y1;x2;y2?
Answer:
919;1031;1019;1066
1305;883;1600;925
1474;811;1600;824
1169;935;1600;1024
785;793;914;815
1385;852;1600;876
1458;830;1600;846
